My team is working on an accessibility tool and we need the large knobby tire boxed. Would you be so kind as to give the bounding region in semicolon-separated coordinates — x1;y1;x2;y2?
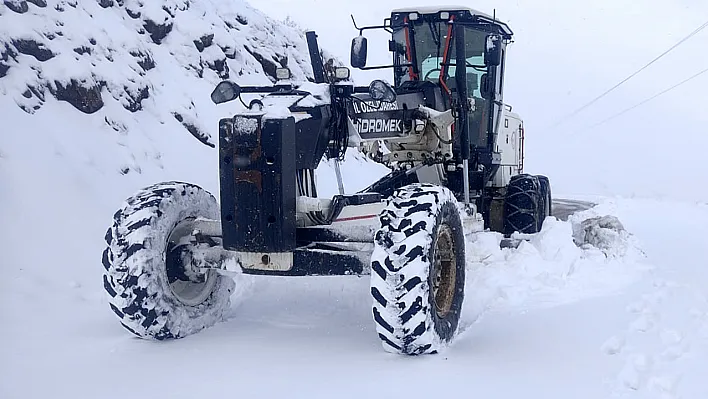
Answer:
503;174;543;235
102;181;235;340
537;175;552;229
370;183;466;355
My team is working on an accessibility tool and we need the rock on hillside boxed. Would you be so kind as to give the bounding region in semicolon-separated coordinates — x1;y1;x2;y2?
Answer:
0;0;325;147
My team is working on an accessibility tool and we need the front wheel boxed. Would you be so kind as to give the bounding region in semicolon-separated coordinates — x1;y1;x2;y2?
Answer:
370;183;466;355
102;181;235;340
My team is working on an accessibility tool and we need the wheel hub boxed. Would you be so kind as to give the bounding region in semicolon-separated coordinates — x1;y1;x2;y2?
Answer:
432;224;457;319
165;219;218;306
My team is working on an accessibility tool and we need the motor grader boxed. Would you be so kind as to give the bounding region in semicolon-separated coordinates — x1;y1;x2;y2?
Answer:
102;6;551;355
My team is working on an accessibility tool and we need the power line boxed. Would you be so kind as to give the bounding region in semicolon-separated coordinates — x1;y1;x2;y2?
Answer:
586;66;708;129
549;18;708;129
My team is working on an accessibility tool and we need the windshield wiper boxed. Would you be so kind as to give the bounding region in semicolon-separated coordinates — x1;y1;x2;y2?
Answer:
428;20;441;47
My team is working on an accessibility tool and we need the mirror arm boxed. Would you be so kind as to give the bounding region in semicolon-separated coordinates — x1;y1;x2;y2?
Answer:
357;63;413;71
350;14;391;33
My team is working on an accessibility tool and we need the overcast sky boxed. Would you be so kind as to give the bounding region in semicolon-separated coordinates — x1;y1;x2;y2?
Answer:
253;0;708;200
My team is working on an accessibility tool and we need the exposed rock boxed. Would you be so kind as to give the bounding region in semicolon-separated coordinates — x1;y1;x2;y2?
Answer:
125;7;140;19
73;46;92;55
4;1;29;13
97;0;113;8
104;116;127;133
28;84;45;101
143;19;173;44
18;103;40;114
221;45;237;59
185;62;203;78
224;21;239;30
51;79;104;114
123;85;150;112
172;112;214;148
130;50;155;71
161;5;175;18
0;44;15;78
206;58;229;79
17;84;46;113
193;34;214;52
26;0;46;7
236;14;248;25
13;39;55;62
244;45;286;81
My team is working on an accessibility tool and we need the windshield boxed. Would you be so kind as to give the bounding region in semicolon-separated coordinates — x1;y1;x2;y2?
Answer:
393;19;488;95
392;20;492;148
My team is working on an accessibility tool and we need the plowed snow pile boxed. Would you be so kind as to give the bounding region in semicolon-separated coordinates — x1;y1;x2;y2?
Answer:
462;211;648;325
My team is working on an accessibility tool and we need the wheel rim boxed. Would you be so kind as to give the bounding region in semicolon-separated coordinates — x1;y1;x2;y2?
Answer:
165;219;218;307
432;224;457;319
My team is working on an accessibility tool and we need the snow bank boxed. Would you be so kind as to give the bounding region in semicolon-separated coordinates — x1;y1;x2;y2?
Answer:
463;210;649;323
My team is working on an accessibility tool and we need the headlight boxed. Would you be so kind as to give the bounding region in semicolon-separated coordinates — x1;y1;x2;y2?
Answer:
276;67;292;80
334;67;350;80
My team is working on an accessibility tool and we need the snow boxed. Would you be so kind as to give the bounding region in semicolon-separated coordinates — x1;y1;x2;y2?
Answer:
2;0;708;398
351;35;365;55
232;116;259;135
391;5;494;20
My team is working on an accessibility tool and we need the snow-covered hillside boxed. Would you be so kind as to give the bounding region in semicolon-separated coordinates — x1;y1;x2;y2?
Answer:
0;0;325;154
2;1;708;398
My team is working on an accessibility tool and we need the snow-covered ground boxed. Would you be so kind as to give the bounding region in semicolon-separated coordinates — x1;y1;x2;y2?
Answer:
3;142;708;398
2;1;708;398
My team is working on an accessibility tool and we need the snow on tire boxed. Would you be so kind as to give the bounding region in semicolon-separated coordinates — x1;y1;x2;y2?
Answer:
102;181;235;340
370;183;466;355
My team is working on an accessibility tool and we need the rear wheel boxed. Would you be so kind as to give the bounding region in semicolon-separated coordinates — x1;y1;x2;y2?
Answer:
503;174;544;235
370;183;466;355
102;181;234;340
537;175;552;229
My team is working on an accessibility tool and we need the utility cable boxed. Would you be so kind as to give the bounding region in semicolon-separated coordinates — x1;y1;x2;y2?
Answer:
549;19;708;129
585;66;708;129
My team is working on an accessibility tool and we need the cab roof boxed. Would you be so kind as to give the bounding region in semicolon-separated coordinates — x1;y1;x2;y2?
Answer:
390;5;513;37
391;5;493;19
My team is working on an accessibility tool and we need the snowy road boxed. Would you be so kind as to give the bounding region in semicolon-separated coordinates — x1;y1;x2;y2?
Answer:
2;197;707;399
553;198;597;220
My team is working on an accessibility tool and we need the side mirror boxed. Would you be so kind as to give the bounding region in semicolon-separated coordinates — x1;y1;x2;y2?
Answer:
484;34;502;67
369;80;396;103
351;35;368;69
211;81;241;104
